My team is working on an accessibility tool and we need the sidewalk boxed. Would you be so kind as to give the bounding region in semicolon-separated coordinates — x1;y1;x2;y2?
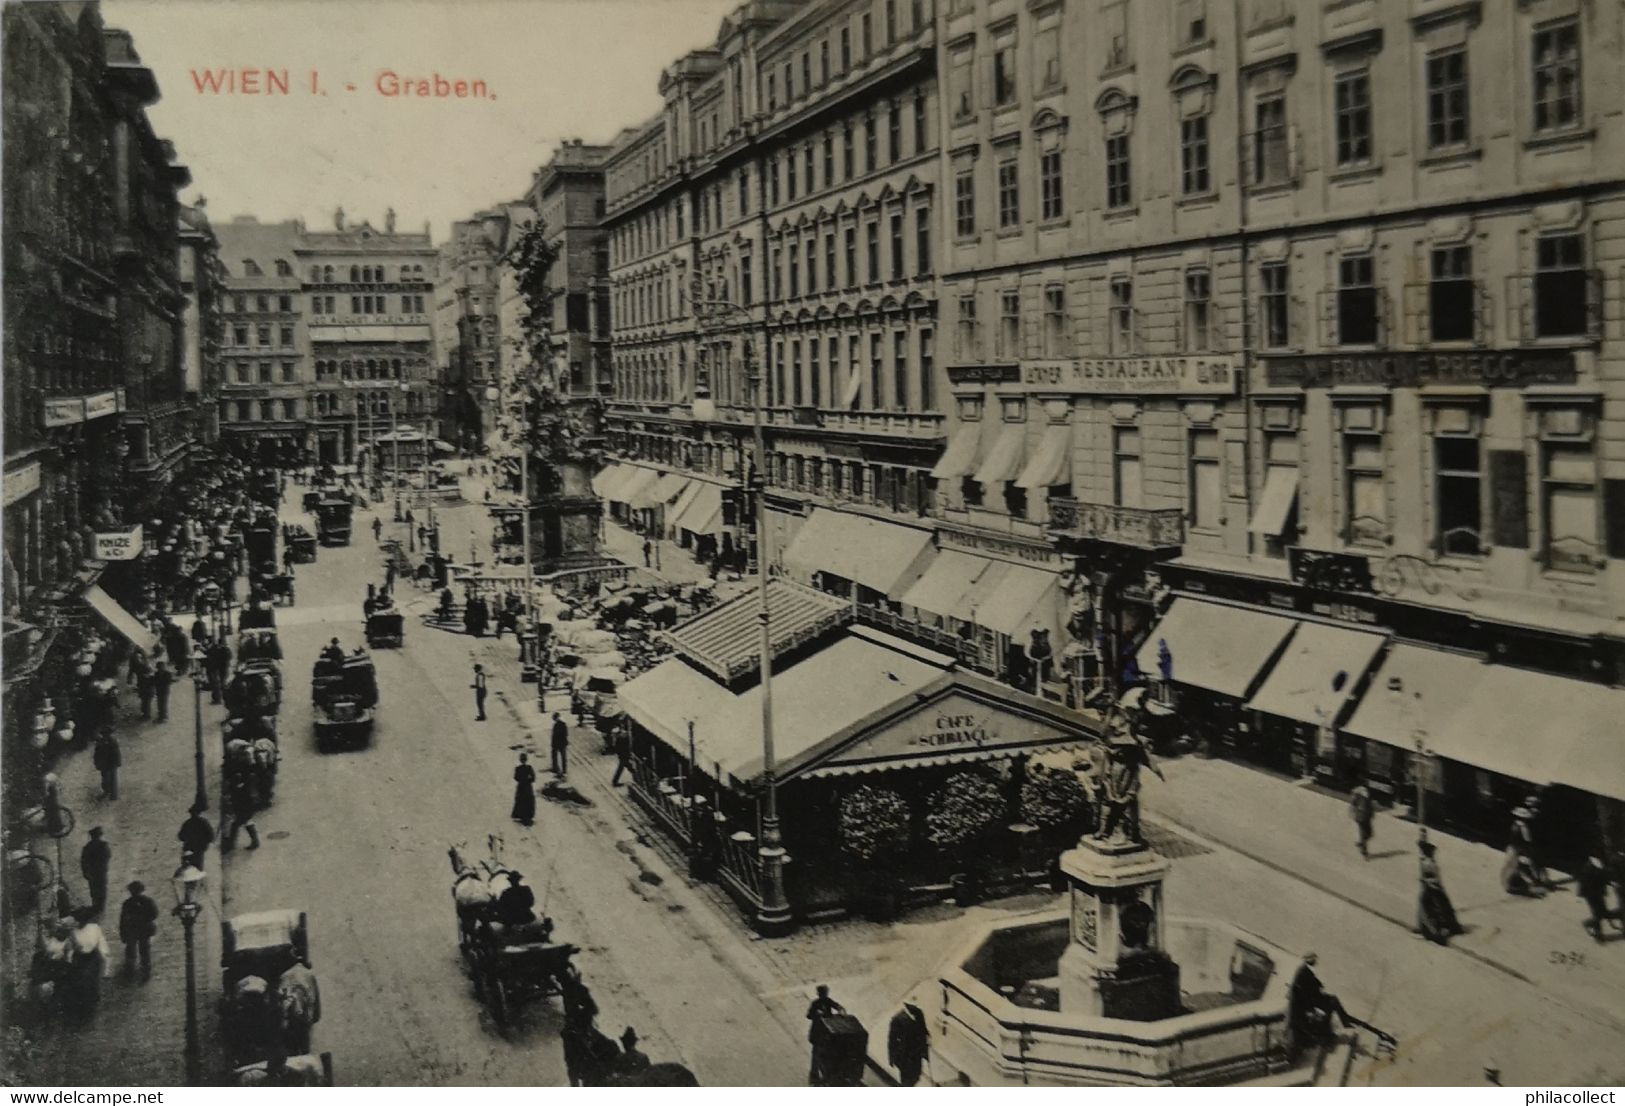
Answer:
4;660;227;1084
1148;755;1625;1030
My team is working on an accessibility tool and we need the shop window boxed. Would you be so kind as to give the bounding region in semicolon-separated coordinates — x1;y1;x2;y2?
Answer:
1426;46;1470;150
1433;416;1483;557
1189;429;1221;531
1532;19;1581;134
1541;420;1599;572
998;290;1020;358
1113;427;1143;508
1334;69;1372;167
1337;255;1380;346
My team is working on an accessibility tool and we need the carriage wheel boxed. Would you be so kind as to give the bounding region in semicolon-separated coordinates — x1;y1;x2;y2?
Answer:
487;972;509;1027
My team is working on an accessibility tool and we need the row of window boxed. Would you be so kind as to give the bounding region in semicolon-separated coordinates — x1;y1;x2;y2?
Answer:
771;205;933;301
308;390;426;417
763;0;930;117
222;398;298;422
766;325;936;412
229;360;298;386
232;294;294;315
229;323;295;349
235;261;432;283
951;231;1597;362
763;93;932;213
767;453;935;516
312;357;413;381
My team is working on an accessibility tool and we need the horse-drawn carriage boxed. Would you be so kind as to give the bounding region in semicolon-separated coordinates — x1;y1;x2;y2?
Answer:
220;909;320;1069
312;652;377;750
254;570;296;607
365;609;405;649
284;525;318;564
224;713;280;807
315;498;354;547
226;661;283;719
302;490;322;514
449;840;579;1028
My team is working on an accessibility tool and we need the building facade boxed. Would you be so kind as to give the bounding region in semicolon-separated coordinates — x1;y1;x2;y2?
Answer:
215;217;307;463
526;140;613;419
437;211;507;452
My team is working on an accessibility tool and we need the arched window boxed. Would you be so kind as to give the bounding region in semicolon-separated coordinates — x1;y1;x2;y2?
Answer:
275;259;292;276
350;265;360;282
310;266;321;282
243;259;261;276
392;359;402;378
324;265;335;282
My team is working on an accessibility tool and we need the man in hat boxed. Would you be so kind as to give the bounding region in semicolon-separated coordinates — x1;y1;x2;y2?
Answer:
887;1001;930;1086
80;828;111;914
151;656;173;723
177;804;214;870
471;663;488;721
1349;782;1375;860
207;635;232;704
495;871;535;926
118;881;159;979
618;1027;651;1074
550;712;570;778
93;730;122;800
128;649;154;720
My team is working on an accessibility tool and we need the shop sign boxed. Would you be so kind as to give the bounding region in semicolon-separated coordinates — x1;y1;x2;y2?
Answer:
93;525;144;561
83;391;121;421
1307;600;1380;626
947;364;1021;385
939;523;1063;569
1263;349;1577;390
3;461;42;508
1018;354;1241;395
1289;548;1375;594
43;398;86;427
908;709;996;750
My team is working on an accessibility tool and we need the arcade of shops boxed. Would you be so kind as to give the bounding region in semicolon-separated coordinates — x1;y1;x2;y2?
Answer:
592;460;741;569
617;580;1096;924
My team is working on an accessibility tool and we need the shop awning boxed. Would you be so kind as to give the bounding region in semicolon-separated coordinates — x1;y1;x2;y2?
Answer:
666;480;704;527
610;467;660;506
842;368;863;410
781;508;935;596
1016;424;1072;489
591;463;633;498
1341;643;1485;748
1135;598;1296;699
930;425;981;480
1244;622;1388;726
672;482;725;536
83;585;158;654
973;424;1026;486
900;550;994;620
1552;687;1625;802
1249;466;1300;536
650;473;691;505
623;468;668;510
1428;663;1592;787
977;564;1062;643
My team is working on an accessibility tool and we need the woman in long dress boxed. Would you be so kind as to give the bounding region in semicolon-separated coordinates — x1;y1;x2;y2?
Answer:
511;753;537;827
1416;839;1463;944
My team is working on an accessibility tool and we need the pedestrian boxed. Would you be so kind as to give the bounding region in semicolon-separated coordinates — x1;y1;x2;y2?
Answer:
806;983;845;1085
471;663;488;721
512;753;536;827
642;539;652;568
222;770;260;851
372;516;383;543
93;731;122;800
618;1027;651;1074
282;544;295;575
207;636;232;704
80;828;111;914
384;558;396;593
151;657;173;722
177;804;214;870
550;712;569;777
1576;855;1620;943
1348;782;1374;860
134;661;154;721
190;614;210;646
118;881;158;980
887;1001;930;1087
611;726;631;787
1501;801;1546;896
1416;839;1463;945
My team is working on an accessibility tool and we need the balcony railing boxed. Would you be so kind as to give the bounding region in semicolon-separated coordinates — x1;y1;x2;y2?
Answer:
1048;499;1186;549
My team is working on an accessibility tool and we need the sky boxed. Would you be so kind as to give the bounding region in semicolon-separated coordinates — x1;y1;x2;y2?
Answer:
101;0;742;241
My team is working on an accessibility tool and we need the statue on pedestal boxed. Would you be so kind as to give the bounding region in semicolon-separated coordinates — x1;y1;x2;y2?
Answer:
1093;710;1164;846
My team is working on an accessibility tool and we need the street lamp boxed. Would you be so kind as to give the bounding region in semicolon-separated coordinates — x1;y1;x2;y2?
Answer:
693;294;791;936
392;382;407;522
189;645;208;814
1388;675;1428;841
171;864;207;1086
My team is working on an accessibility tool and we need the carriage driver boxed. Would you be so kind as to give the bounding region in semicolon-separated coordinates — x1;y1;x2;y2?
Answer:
496;871;536;926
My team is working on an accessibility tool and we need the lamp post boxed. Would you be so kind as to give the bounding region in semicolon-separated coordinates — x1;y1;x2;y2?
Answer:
392;382;406;522
694;293;791;935
189;645;208;814
1388;675;1428;841
171;864;206;1086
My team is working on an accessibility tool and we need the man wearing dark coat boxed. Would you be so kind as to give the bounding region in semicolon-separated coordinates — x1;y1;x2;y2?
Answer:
118;881;158;979
80;828;111;914
151;658;174;723
178;806;214;869
887;1002;930;1086
93;732;122;800
550;713;570;777
1577;855;1620;943
512;753;537;827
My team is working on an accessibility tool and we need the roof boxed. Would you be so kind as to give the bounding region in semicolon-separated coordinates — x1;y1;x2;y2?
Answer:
781;508;936;596
214;217;302;276
665;579;850;684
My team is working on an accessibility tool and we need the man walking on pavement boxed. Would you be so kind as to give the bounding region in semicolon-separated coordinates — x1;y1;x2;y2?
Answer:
550;713;570;777
611;726;632;786
1577;855;1621;943
132;651;154;721
80;828;111;914
151;656;173;723
887;1002;930;1087
222;770;260;852
178;804;214;870
372;515;383;543
93;730;122;800
207;635;232;705
471;664;488;721
118;881;158;980
1349;782;1374;860
642;539;652;568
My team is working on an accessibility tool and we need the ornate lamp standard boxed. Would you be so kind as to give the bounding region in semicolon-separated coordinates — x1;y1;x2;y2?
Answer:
171;864;207;1085
692;289;791;936
189;644;208;813
1388;675;1429;842
392;381;408;522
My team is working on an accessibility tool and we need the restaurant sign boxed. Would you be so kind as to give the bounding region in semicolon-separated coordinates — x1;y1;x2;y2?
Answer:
93;525;144;561
1264;349;1576;389
814;691;1079;774
1019;354;1240;395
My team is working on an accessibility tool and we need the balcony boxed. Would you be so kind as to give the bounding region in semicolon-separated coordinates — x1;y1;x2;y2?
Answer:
1048;499;1185;550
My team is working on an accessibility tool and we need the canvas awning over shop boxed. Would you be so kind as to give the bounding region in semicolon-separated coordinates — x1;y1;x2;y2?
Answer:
900;549;995;620
83;585;158;654
610;467;659;506
977;564;1063;644
1135;598;1296;699
1249;466;1300;536
591;463;633;498
930;426;981;480
666;480;704;527
1016;424;1072;489
973;424;1026;486
1552;687;1625;802
672;482;725;536
781;508;935;596
1244;621;1388;727
621;633;1092;786
623;468;668;510
650;473;691;506
1341;643;1488;750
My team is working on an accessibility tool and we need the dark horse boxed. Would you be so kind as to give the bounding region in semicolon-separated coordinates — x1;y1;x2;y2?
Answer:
563;1023;698;1087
